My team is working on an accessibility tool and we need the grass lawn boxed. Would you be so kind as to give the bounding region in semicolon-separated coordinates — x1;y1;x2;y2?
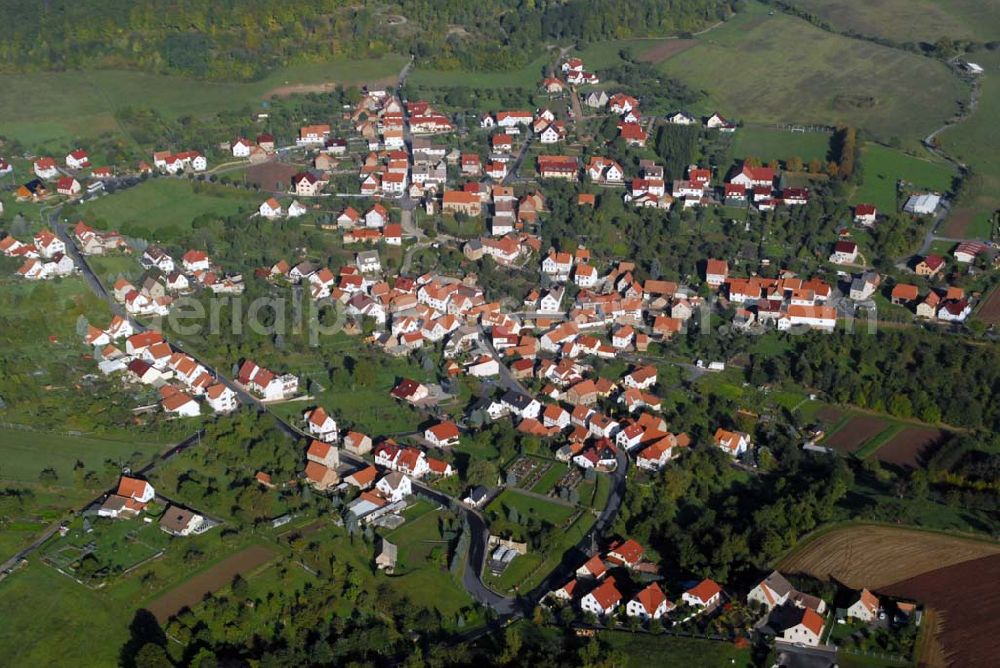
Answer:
42;514;172;575
0;486;97;562
576;39;677;70
408;54;550;89
730;126;832;164
0;562;129;667
656;1;965;144
270;338;433;436
938;51;1000;239
530;463;569;496
0;428;165;485
852;143;955;212
486;489;576;526
788;0;1000;44
0;57;406;147
597;630;753;667
77;179;257;239
86;254;142;283
381;500;475;618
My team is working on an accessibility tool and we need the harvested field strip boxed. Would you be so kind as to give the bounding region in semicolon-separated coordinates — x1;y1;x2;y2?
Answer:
874;427;948;467
974;285;1000;326
883;554;1000;668
638;39;697;64
823;416;890;455
145;544;276;622
778;524;1000;589
913;607;947;668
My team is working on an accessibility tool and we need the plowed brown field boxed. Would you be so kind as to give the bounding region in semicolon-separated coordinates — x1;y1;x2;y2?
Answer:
146;545;276;622
883;554;1000;668
778;524;1000;589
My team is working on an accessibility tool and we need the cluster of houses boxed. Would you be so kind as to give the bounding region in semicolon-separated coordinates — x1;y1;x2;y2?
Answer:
236;359;300;401
4;229;76;280
892;278;973;323
715;268;840;332
749;570;917;648
323;203;403;246
258;196;308;220
299;422;453;528
152;149;207;175
96;475;209;536
81;323;238;416
227;134;277;162
549;538;724;623
116;245;245;316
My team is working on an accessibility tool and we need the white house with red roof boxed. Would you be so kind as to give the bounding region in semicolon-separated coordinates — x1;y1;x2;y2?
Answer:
846;588;880;623
830;240;859;265
705;258;729;288
33;230;65;258
580;576;622;617
65;149;90;169
607;538;645;568
231;137;254;158
575;554;607;580
683;578;722;608
627;582;673;620
729;163;775;188
424;421;461;447
773;606;826;646
33;157;59;180
304;407;339;442
205;383;238;413
181;250;211;272
714;428;750;457
259;198;283;219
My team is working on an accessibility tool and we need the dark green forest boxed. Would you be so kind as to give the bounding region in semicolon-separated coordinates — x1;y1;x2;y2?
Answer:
0;0;736;79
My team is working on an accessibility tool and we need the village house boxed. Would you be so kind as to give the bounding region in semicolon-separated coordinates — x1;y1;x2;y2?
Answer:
854;203;877;226
705;258;728;288
627;582;673;620
580;576;622;617
915;254;945;277
767;605;825;647
846;588;880;623
304;407;338;442
425;421;461;447
683;578;722;608
375;471;413;502
714;428;750;457
830;240;859;265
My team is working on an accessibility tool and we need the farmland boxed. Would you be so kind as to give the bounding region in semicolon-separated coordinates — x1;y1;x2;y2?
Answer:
788;0;1000;44
408;54;551;90
822;415;891;455
882;553;1000;668
778;523;1000;589
938;51;1000;240
76;179;258;239
655;2;965;144
874;427;948;467
0;563;128;668
851;143;956;213
0;428;164;485
0;57;406;146
974;285;1000;326
145;544;276;623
